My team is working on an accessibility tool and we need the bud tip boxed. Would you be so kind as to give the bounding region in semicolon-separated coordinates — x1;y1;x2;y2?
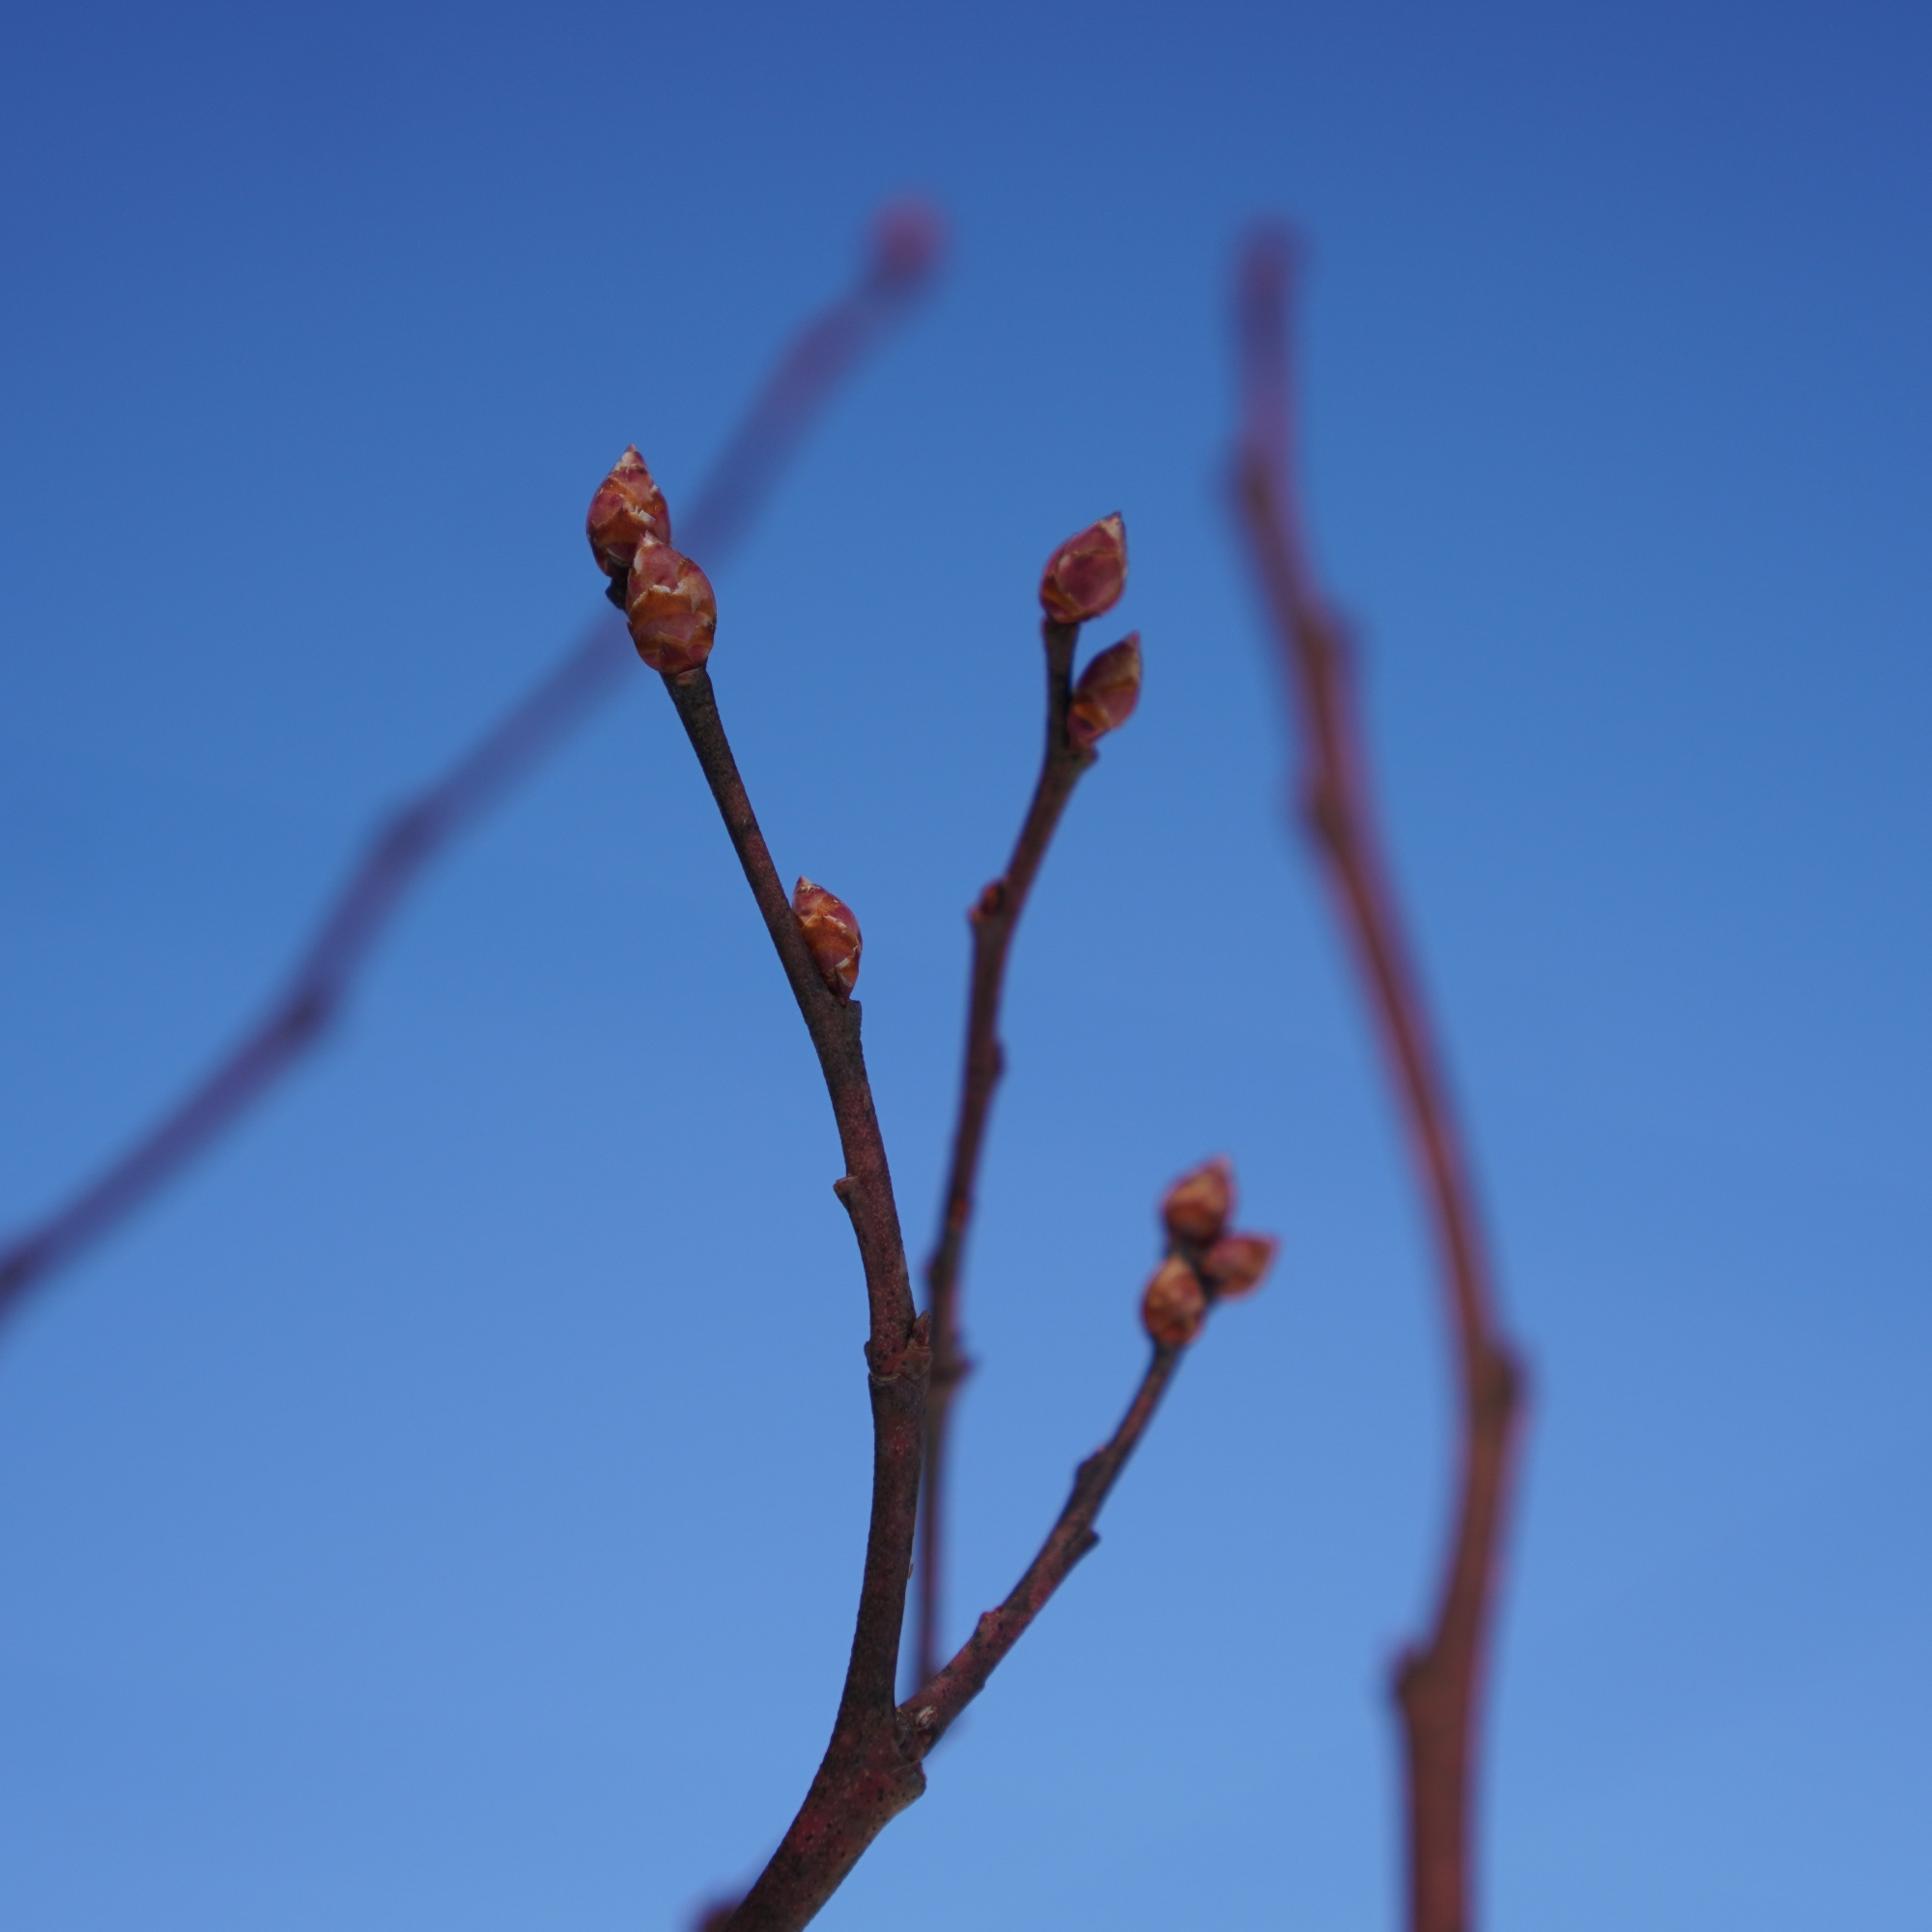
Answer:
1038;513;1127;626
1201;1232;1279;1301
1162;1156;1235;1247
587;445;672;576
793;877;863;998
1067;632;1143;748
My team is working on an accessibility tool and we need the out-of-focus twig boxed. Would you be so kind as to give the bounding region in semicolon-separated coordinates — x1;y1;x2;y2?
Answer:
0;200;945;1329
1230;225;1525;1932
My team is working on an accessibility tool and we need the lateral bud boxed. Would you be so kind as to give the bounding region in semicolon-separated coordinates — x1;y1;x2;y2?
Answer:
793;877;863;998
1038;513;1127;625
1201;1232;1278;1300
1141;1255;1208;1347
626;542;717;675
586;446;671;577
1067;632;1142;748
1162;1156;1234;1246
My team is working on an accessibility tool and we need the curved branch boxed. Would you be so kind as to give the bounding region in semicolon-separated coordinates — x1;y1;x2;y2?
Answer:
1230;226;1526;1932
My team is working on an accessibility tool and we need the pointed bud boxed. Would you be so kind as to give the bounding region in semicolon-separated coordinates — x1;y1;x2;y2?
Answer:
626;541;716;675
1141;1255;1207;1348
1067;633;1142;748
793;877;862;998
1038;513;1127;625
587;446;671;576
1162;1156;1234;1246
1201;1232;1278;1301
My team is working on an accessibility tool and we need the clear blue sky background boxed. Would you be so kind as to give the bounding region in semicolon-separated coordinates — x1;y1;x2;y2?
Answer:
2;1;1927;1926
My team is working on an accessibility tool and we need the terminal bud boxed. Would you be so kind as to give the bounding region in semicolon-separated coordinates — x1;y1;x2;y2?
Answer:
793;878;863;998
1067;633;1142;748
1038;513;1127;625
587;446;671;576
1161;1156;1234;1246
1202;1232;1278;1301
1141;1255;1207;1347
626;542;716;675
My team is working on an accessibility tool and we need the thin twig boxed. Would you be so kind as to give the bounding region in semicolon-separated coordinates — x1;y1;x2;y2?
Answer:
0;202;944;1328
1230;226;1525;1932
903;1337;1183;1751
656;665;929;1932
915;614;1096;1690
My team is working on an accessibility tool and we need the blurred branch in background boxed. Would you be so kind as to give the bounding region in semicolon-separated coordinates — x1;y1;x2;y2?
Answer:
0;199;945;1329
1231;225;1526;1932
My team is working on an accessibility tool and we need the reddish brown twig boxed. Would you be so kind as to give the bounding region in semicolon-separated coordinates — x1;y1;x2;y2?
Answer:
1230;226;1525;1932
916;613;1098;1690
904;1335;1183;1748
0;200;944;1329
656;663;928;1932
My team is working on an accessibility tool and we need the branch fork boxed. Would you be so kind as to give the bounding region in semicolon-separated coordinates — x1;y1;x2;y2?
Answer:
586;467;1243;1928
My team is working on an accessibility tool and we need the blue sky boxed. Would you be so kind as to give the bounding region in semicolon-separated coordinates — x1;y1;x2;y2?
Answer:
2;1;1928;1926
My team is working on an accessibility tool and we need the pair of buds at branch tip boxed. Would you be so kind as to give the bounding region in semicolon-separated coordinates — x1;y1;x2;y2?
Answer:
1040;513;1143;749
587;446;718;675
587;450;863;999
1141;1156;1280;1347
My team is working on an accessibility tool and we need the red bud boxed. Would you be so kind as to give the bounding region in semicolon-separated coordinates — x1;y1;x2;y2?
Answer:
1141;1255;1207;1347
626;541;717;675
1038;513;1127;625
1201;1232;1278;1300
587;446;671;576
793;877;862;998
1162;1156;1234;1246
1067;633;1142;748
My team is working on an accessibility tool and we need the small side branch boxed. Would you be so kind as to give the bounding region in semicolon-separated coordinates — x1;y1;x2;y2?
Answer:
917;614;1095;1688
1230;228;1525;1932
656;665;928;1932
905;1337;1182;1750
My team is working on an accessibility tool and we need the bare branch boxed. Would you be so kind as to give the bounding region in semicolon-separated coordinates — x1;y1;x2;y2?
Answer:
905;1337;1183;1751
0;201;945;1329
1230;225;1525;1932
916;611;1096;1689
651;659;927;1932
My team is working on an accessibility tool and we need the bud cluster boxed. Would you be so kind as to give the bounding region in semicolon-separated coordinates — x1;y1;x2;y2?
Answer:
1138;1155;1279;1348
586;446;718;676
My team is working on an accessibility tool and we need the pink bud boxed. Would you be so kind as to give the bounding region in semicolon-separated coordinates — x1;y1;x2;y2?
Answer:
793;877;863;998
1201;1232;1278;1301
1162;1156;1234;1246
1141;1255;1207;1348
1038;513;1127;625
1067;633;1143;748
625;541;717;675
587;446;671;576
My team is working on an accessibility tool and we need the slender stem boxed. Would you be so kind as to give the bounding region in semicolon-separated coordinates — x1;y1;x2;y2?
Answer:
658;667;929;1932
904;1339;1183;1750
916;617;1096;1690
1231;232;1525;1932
